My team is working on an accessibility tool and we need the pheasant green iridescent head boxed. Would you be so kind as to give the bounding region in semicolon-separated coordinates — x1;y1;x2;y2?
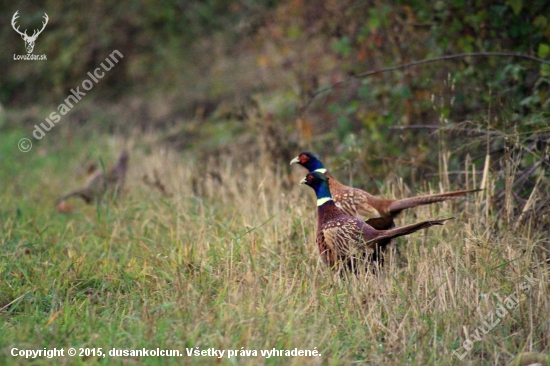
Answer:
290;152;326;173
300;171;333;206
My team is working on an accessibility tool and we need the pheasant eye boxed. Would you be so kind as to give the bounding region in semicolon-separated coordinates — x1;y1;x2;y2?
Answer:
300;154;309;163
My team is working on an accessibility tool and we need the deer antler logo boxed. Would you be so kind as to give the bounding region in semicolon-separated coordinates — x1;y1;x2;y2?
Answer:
11;11;49;54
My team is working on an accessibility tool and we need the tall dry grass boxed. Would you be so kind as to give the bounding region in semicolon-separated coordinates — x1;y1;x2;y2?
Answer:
0;128;548;365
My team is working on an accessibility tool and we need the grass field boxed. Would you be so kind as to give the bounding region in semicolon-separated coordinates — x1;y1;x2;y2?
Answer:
1;127;549;366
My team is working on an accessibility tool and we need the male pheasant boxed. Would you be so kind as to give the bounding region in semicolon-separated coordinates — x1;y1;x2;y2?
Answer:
301;171;451;271
56;150;129;204
292;151;478;230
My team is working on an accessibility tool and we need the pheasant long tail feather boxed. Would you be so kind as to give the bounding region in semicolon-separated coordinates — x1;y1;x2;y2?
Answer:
388;189;481;214
366;218;453;245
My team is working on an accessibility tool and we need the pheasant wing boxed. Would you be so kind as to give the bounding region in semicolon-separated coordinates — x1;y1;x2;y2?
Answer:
334;189;382;221
323;219;375;256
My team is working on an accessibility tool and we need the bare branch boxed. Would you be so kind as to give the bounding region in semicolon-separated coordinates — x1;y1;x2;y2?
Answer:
300;52;550;114
389;125;503;137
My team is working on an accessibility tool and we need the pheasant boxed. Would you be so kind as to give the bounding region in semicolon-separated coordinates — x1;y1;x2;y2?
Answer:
291;151;479;230
301;171;451;270
56;150;129;204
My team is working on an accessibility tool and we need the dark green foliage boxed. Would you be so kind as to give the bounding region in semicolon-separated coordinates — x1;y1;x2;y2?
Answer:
1;0;275;104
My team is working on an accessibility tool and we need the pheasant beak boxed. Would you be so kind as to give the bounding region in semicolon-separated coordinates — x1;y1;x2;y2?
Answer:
290;156;300;165
300;177;307;185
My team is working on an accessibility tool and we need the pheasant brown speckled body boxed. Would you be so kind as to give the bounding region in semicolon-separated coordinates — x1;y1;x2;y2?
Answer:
57;150;129;204
292;152;479;230
302;172;451;271
315;197;381;269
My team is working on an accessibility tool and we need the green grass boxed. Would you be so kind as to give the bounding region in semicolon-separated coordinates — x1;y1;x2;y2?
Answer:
1;128;549;365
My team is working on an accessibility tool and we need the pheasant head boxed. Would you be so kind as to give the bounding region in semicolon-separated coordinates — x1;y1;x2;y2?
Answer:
300;171;333;206
290;152;326;173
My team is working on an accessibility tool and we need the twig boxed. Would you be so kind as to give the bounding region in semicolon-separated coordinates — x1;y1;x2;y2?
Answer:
515;167;545;229
389;125;503;137
471;148;506;161
496;160;542;200
0;292;28;312
389;125;440;130
391;126;550;144
142;170;172;197
424;170;483;177
301;52;550;113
